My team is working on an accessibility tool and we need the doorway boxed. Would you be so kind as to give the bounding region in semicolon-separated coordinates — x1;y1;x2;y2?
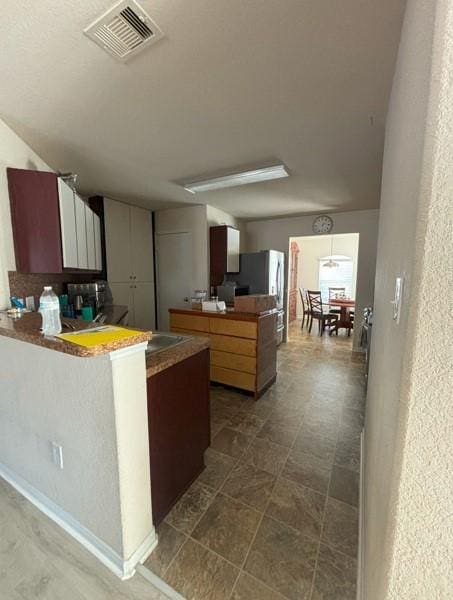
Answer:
155;232;193;330
287;233;360;338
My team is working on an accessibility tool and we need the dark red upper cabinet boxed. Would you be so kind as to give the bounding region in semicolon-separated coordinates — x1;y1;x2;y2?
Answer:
8;168;63;274
209;225;240;287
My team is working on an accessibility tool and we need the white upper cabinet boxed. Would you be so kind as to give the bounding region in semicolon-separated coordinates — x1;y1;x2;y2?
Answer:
104;198;132;282
227;227;240;272
130;205;154;282
85;203;96;270
75;194;88;269
104;197;155;330
58;179;78;269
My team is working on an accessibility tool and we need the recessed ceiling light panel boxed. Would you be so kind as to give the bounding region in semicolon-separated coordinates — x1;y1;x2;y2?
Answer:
183;164;289;193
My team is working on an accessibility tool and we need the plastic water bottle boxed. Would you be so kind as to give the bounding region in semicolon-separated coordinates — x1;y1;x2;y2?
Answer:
39;286;62;335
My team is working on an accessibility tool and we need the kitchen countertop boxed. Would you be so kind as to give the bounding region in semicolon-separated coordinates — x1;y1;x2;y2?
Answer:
146;335;210;377
0;312;151;357
169;307;278;322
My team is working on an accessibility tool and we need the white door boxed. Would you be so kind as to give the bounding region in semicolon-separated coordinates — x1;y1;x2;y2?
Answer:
85;204;96;270
57;180;78;269
75;195;88;269
109;283;134;326
104;198;131;282
155;232;192;331
130;206;154;282
133;282;155;330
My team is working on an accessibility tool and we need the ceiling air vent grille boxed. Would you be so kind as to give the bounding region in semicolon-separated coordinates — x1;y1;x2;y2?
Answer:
84;0;164;62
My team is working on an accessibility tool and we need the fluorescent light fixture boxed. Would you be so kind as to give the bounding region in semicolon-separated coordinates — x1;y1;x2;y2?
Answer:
183;164;289;193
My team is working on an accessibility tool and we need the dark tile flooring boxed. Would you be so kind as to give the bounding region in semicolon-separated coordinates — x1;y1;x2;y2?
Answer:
144;321;365;600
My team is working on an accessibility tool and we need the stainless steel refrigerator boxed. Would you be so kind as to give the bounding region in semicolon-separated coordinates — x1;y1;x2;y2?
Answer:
233;250;285;344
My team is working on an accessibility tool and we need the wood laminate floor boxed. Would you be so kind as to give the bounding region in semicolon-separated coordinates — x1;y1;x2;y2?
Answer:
0;478;169;600
143;321;365;600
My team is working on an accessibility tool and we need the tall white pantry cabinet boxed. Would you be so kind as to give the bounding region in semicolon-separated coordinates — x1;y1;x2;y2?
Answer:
104;197;156;330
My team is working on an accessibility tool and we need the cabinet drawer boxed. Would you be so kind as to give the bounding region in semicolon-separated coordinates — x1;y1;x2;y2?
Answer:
211;350;256;374
209;318;257;339
209;333;256;357
170;313;209;332
210;366;255;392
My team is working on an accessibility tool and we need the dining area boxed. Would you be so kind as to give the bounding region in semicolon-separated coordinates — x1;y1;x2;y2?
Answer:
299;287;355;336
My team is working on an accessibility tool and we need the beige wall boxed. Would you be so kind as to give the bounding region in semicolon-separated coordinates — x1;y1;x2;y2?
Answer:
155;204;245;294
363;0;453;597
0;338;155;575
246;210;378;349
291;233;359;317
0;118;52;309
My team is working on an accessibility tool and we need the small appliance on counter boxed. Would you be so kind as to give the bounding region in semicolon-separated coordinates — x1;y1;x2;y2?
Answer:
67;281;107;318
216;280;249;306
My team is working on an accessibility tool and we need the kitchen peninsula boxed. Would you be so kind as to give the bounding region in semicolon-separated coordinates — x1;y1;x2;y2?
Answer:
169;307;277;398
0;313;210;581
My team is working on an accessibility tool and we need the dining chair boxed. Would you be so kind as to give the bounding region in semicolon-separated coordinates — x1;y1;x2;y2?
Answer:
299;287;310;329
306;290;338;336
328;287;346;316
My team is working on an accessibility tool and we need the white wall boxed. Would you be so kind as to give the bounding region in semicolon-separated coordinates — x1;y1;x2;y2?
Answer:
291;233;359;317
0;118;52;309
0;338;155;576
246;210;378;348
364;0;453;597
155;204;245;296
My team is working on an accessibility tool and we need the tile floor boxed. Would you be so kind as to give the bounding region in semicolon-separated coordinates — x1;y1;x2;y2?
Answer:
144;320;365;600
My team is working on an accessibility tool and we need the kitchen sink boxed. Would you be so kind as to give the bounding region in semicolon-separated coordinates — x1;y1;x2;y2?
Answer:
145;332;189;356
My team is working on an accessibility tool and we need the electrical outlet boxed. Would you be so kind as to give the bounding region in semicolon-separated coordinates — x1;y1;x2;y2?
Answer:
25;296;35;311
50;441;64;469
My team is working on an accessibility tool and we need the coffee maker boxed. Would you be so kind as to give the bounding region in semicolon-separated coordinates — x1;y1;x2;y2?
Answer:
67;281;107;317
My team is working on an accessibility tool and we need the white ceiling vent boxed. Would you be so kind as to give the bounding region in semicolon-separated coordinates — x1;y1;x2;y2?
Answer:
84;0;164;62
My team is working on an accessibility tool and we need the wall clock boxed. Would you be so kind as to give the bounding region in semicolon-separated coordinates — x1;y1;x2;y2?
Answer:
312;215;333;234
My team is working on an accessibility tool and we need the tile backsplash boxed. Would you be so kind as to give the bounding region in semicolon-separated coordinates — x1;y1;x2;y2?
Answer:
8;271;98;309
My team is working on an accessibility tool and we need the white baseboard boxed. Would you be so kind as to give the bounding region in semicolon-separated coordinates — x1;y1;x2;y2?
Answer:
0;462;157;580
357;430;366;600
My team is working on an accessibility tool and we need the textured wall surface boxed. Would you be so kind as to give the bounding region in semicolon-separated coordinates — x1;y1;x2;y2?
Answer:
0;337;153;562
364;0;453;597
245;209;379;349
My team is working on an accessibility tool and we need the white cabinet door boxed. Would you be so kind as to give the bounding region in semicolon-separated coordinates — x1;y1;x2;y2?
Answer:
58;180;78;269
104;198;131;282
130;206;154;282
109;283;134;326
75;195;88;269
227;227;240;272
133;282;155;330
85;204;96;270
93;212;102;271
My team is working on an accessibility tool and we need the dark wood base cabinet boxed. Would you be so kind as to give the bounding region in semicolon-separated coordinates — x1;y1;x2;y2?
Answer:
146;349;210;525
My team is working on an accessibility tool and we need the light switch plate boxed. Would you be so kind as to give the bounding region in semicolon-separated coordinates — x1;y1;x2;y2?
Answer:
50;441;64;469
392;276;404;324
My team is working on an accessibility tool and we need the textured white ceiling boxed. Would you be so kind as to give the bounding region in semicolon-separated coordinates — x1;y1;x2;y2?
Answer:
0;0;405;218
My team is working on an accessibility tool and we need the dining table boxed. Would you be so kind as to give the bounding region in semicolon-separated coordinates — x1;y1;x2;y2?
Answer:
328;298;355;336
